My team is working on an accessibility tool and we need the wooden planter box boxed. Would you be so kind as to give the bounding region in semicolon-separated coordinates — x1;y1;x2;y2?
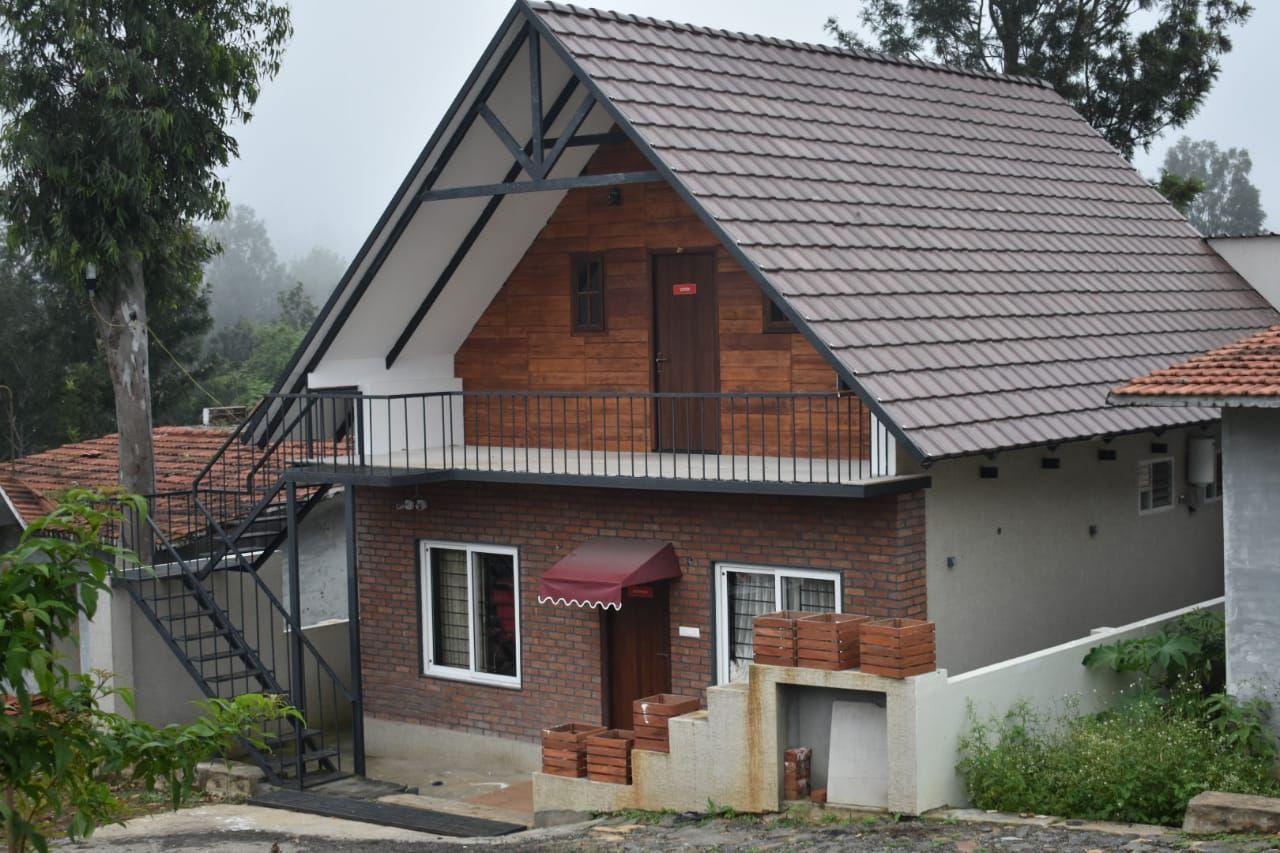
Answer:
633;693;699;753
859;618;936;678
796;613;870;670
541;722;605;778
585;729;635;784
752;610;809;667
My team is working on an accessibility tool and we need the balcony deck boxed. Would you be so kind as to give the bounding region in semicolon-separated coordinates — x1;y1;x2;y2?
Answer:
285;443;929;497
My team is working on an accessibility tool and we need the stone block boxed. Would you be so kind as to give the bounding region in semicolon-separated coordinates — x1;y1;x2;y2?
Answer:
1183;791;1280;834
195;760;265;798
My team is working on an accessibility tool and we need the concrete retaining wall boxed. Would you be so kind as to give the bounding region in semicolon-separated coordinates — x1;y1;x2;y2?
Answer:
533;597;1223;818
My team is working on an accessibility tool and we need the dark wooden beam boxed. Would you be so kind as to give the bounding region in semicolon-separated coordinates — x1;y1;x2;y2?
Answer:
529;31;543;168
540;130;624;149
417;170;661;203
478;103;540;178
538;92;596;181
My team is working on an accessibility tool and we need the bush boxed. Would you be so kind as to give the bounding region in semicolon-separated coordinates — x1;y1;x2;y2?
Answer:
958;694;1280;826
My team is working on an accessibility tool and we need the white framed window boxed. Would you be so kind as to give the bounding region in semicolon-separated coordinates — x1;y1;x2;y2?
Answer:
420;541;521;688
1204;449;1224;502
714;563;840;684
1138;457;1175;514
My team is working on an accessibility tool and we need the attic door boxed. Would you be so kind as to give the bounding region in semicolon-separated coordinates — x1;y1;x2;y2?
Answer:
653;252;719;452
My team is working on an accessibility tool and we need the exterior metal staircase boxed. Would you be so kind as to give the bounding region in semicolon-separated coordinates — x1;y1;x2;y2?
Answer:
122;397;359;788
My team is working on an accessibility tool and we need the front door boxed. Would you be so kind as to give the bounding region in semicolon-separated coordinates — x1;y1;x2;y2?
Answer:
604;583;672;729
652;252;719;452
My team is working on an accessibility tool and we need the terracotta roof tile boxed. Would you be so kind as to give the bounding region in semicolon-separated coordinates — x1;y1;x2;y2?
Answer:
1112;325;1280;404
532;3;1279;457
0;427;234;528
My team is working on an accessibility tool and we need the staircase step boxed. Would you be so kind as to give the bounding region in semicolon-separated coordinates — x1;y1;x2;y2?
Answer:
263;727;323;749
159;611;215;621
147;591;207;603
267;749;339;772
295;770;352;789
174;629;235;643
206;669;266;684
190;648;251;664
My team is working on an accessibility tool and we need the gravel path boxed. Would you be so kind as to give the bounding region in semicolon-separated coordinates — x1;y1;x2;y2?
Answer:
64;808;1280;852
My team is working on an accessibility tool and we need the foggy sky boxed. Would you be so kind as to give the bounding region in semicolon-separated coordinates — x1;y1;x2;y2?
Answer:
220;0;1280;267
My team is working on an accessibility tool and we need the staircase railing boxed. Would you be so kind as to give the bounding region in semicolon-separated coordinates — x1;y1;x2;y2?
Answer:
126;489;358;787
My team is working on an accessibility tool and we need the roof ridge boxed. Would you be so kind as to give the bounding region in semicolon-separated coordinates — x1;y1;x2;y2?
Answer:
529;1;1054;90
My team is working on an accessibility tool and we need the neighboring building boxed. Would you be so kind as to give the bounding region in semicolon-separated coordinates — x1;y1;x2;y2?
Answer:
1209;233;1280;311
1111;325;1280;731
61;1;1277;794
0;428;351;732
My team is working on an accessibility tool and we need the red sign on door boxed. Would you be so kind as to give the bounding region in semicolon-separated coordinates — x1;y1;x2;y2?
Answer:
627;585;655;599
672;283;697;296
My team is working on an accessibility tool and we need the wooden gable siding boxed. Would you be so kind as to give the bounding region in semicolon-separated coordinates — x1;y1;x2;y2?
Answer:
453;140;869;460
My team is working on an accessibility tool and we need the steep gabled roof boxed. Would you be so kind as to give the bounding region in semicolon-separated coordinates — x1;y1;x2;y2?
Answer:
1110;324;1280;408
530;3;1276;458
280;1;1277;462
0;427;234;530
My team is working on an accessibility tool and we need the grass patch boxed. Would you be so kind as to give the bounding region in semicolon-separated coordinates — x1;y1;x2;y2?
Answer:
958;693;1280;826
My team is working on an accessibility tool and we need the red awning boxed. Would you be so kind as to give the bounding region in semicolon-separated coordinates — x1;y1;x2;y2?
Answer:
537;539;681;610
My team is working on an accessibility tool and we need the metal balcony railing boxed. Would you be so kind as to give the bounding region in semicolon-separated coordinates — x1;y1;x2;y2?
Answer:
246;389;901;489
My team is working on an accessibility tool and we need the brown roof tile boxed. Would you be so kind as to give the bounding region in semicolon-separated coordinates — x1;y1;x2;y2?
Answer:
534;2;1279;458
1111;325;1280;404
0;427;235;528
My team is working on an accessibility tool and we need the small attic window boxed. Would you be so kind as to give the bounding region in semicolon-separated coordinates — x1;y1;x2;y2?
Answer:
1138;457;1174;514
571;254;605;333
764;295;794;333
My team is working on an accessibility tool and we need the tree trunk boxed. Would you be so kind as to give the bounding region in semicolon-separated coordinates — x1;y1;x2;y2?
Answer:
90;256;155;554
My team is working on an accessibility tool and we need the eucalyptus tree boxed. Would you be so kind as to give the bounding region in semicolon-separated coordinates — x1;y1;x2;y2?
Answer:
1162;136;1266;235
0;0;291;495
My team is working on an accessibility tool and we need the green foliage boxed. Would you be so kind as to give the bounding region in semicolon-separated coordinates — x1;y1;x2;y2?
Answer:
962;611;1276;826
203;204;289;328
0;0;292;284
0;490;298;852
0;0;291;491
1155;170;1207;216
1082;609;1225;694
825;1;1254;159
957;696;1280;826
1162;136;1267;235
205;317;306;408
0;233;216;457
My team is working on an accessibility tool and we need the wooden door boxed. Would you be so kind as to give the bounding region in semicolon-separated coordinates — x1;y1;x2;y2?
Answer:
652;252;720;452
604;583;672;729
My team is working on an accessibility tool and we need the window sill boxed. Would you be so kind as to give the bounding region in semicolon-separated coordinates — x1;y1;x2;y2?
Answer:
422;665;522;690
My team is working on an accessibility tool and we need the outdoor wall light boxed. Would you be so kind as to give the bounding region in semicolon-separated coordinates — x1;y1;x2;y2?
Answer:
607;186;622;206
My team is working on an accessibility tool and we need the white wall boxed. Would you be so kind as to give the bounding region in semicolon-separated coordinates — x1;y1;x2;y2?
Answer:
927;427;1224;674
1210;235;1280;310
1222;407;1280;730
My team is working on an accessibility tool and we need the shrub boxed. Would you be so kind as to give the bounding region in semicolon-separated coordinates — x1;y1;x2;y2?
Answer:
1082;609;1225;694
958;694;1280;826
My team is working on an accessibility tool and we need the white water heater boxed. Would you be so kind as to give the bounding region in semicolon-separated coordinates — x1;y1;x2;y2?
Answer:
1188;436;1216;486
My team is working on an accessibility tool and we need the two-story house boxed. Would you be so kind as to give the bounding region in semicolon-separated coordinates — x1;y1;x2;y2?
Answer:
127;1;1275;785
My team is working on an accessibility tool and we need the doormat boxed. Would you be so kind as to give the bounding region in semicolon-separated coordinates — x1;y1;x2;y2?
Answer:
249;788;526;837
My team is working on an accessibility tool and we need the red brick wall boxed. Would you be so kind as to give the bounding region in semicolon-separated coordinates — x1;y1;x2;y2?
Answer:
356;483;926;743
